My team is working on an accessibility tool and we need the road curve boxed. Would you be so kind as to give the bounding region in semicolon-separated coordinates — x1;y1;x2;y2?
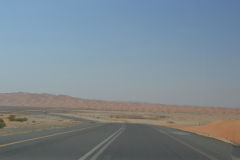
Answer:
0;123;233;160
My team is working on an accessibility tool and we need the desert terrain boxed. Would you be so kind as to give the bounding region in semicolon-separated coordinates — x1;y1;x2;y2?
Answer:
55;109;240;126
0;92;240;145
0;106;85;136
55;109;240;144
167;120;240;145
1;92;239;114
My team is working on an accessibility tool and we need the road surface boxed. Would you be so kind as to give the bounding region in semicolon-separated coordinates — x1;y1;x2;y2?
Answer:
0;123;233;160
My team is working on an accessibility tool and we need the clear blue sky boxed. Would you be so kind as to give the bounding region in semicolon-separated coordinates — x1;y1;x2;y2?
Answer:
1;0;240;107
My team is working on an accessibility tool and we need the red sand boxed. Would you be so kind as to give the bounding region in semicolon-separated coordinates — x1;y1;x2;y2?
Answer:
168;120;240;144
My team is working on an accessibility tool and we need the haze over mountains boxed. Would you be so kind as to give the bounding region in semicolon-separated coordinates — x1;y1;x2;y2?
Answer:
0;92;239;114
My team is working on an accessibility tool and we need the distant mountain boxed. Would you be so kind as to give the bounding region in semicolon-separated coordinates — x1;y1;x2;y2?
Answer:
0;92;239;114
0;92;103;108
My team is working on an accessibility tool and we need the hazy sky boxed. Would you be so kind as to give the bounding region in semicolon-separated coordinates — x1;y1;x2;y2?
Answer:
1;0;240;107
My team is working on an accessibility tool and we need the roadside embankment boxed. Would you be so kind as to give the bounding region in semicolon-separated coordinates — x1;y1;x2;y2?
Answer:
166;120;240;145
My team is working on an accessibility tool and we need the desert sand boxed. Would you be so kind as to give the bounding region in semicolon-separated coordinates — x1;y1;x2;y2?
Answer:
1;92;240;144
167;120;240;145
57;109;240;125
0;112;84;136
55;110;240;145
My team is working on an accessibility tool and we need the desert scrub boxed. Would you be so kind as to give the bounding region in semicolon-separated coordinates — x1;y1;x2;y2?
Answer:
167;121;175;124
0;118;6;128
8;115;16;121
8;115;28;122
15;117;28;122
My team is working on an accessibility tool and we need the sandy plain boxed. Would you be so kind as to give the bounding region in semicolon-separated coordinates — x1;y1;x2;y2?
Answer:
0;111;84;136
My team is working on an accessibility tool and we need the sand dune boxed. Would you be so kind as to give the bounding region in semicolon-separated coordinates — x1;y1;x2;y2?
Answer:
0;92;240;114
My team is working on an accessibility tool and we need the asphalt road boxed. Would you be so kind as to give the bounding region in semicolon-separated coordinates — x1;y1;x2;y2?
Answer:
0;123;234;160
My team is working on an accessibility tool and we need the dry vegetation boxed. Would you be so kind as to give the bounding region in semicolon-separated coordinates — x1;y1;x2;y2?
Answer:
0;112;84;136
57;109;240;126
0;118;6;128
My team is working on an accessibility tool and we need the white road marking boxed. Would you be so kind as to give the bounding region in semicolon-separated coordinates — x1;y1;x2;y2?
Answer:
90;128;124;160
78;125;125;160
171;131;191;136
0;124;103;148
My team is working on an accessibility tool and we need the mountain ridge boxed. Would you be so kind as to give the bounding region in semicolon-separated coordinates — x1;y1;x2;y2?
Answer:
0;92;239;114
